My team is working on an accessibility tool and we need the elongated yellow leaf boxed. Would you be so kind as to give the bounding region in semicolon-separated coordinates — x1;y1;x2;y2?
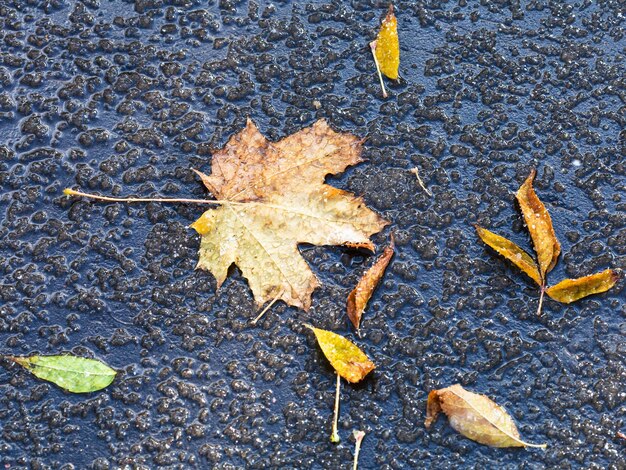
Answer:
372;5;399;80
305;324;375;383
10;355;116;393
546;269;619;303
475;225;542;286
516;169;560;278
425;384;546;448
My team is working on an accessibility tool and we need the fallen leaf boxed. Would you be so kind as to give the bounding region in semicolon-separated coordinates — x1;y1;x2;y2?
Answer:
516;169;560;279
191;119;388;311
9;355;116;393
305;324;375;383
370;5;399;98
546;269;619;303
347;234;395;329
425;384;546;448
372;5;399;80
475;225;542;286
474;168;617;315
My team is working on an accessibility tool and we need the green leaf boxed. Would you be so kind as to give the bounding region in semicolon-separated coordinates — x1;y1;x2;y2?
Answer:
10;355;117;393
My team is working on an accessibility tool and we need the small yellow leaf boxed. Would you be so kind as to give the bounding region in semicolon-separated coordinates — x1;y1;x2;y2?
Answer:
516;169;560;278
305;324;375;383
347;234;395;329
372;5;399;80
546;269;619;303
475;225;542;286
425;384;546;448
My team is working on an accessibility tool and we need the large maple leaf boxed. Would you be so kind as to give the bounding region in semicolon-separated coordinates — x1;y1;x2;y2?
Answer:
190;119;388;311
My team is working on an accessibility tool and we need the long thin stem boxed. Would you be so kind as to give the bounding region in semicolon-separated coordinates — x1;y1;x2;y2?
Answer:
353;430;365;470
63;188;226;206
369;41;388;98
251;291;283;325
536;285;545;316
330;373;341;443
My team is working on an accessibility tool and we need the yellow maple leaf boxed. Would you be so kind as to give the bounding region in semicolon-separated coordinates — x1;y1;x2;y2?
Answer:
191;119;388;311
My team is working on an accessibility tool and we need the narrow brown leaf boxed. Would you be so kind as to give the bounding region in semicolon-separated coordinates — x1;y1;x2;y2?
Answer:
347;234;395;329
546;269;619;303
424;384;546;448
474;225;542;286
516;169;560;278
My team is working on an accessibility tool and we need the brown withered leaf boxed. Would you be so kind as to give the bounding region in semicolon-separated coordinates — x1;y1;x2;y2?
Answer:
304;324;375;383
347;234;395;329
425;384;546;448
191;119;388;311
474;225;541;286
546;269;619;303
516;169;560;278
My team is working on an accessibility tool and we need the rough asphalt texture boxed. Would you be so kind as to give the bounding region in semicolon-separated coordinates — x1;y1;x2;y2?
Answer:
0;0;625;468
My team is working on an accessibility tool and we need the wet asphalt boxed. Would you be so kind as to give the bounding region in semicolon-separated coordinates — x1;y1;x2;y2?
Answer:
0;1;625;468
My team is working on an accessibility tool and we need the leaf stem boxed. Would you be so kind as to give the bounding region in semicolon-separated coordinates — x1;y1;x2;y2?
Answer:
410;167;432;196
353;430;365;470
521;440;548;449
536;285;545;316
251;290;283;325
369;41;388;99
331;373;341;443
63;188;227;206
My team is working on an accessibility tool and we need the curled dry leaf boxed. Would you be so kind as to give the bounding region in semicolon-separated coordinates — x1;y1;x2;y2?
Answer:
304;324;375;383
546;269;619;303
192;119;388;311
474;225;541;286
516;169;560;278
9;355;116;393
425;384;546;449
347;234;395;329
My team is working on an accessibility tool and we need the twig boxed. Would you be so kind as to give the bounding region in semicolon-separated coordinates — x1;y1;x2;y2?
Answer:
369;41;388;99
353;430;365;470
251;291;283;325
330;373;341;443
410;167;432;196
